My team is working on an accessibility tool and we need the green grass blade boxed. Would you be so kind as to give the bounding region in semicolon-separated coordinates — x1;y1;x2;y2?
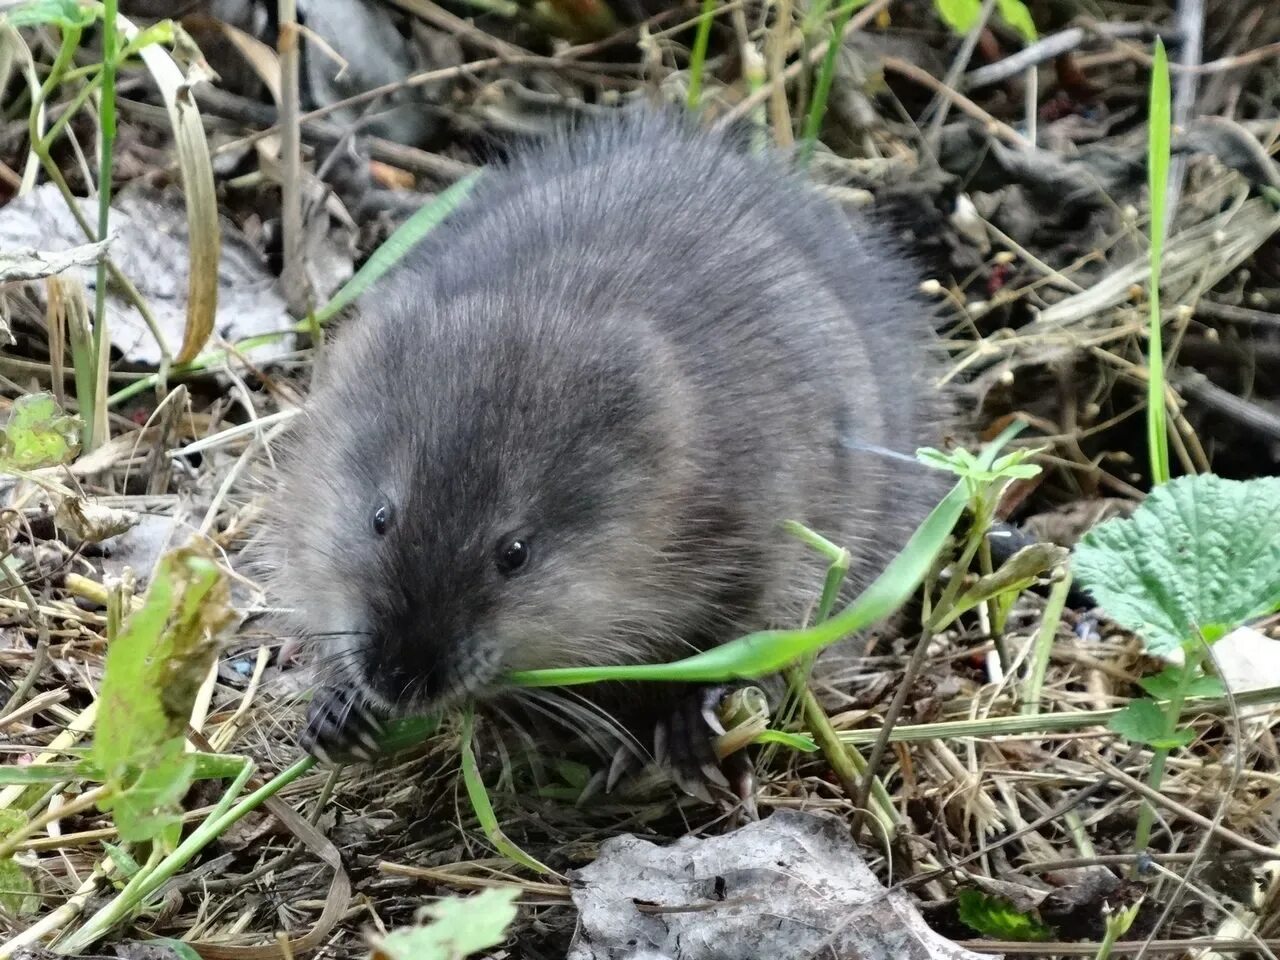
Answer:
459;709;558;877
1145;36;1171;486
798;0;870;165
312;172;480;326
686;0;717;110
509;478;967;687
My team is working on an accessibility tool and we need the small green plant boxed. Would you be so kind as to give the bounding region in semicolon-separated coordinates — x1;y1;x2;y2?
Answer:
956;889;1054;942
932;0;1036;43
371;887;519;960
916;440;1048;669
1073;474;1280;856
1095;897;1143;960
7;0;214;448
0;393;81;470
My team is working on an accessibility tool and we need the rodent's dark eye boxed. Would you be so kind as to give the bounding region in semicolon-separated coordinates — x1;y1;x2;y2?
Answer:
495;537;531;576
372;504;394;536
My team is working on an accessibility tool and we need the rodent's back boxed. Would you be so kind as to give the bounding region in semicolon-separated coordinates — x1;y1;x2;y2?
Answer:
398;109;945;602
274;108;947;713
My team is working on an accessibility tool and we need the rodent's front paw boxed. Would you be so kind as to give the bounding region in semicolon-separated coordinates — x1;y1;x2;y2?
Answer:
653;684;756;811
301;686;386;764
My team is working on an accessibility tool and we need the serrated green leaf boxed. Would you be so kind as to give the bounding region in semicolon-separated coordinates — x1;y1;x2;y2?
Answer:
956;889;1053;941
0;393;82;471
103;739;197;844
1108;699;1167;745
4;0;102;29
1073;475;1280;657
372;888;519;960
996;0;1036;42
1188;674;1226;698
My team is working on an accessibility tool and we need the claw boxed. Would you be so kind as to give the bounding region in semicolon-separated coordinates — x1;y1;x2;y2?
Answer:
301;685;387;764
656;684;758;807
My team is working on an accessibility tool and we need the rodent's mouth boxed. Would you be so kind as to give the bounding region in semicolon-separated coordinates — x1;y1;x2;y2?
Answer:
351;645;506;715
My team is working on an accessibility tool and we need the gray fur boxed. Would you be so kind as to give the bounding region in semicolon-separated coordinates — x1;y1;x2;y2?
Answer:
258;107;947;721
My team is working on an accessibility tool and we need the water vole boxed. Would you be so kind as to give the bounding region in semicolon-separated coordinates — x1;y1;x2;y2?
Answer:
259;108;947;790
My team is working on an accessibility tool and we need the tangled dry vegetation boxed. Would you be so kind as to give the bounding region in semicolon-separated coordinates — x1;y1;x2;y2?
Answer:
2;0;1280;956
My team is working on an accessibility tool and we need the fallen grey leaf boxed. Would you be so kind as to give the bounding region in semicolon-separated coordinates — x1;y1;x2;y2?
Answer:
99;514;201;585
568;809;998;960
298;0;456;147
0;183;298;367
0;238;111;282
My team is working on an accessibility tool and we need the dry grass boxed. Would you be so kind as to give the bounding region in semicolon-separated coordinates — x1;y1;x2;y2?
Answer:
2;0;1280;956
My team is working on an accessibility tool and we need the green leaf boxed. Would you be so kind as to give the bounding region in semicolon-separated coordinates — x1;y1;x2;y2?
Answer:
459;710;556;877
0;393;82;471
754;729;819;752
942;542;1067;627
92;542;237;845
956;890;1053;942
372;887;519;960
1073;475;1280;657
1138;666;1225;701
1108;699;1167;746
102;841;143;879
0;856;36;917
555;759;592;790
996;0;1036;42
933;0;982;34
4;0;101;28
1149;727;1196;750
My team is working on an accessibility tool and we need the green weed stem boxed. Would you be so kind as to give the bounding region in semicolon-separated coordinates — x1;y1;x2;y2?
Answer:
1145;37;1172;486
798;0;869;165
1131;649;1201;863
1020;570;1072;715
782;521;896;830
686;0;717;110
60;756;304;953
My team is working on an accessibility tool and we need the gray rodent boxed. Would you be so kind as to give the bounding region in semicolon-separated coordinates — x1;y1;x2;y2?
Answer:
258;107;947;792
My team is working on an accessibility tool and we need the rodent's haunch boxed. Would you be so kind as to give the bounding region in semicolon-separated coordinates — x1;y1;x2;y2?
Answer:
260;108;946;784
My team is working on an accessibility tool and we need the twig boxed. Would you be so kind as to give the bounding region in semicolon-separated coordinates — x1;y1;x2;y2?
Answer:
1162;0;1204;241
716;0;890;128
277;0;310;315
924;0;998;144
1084;755;1278;860
1173;369;1280;442
883;55;1031;149
1192;299;1280;330
964;21;1166;90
